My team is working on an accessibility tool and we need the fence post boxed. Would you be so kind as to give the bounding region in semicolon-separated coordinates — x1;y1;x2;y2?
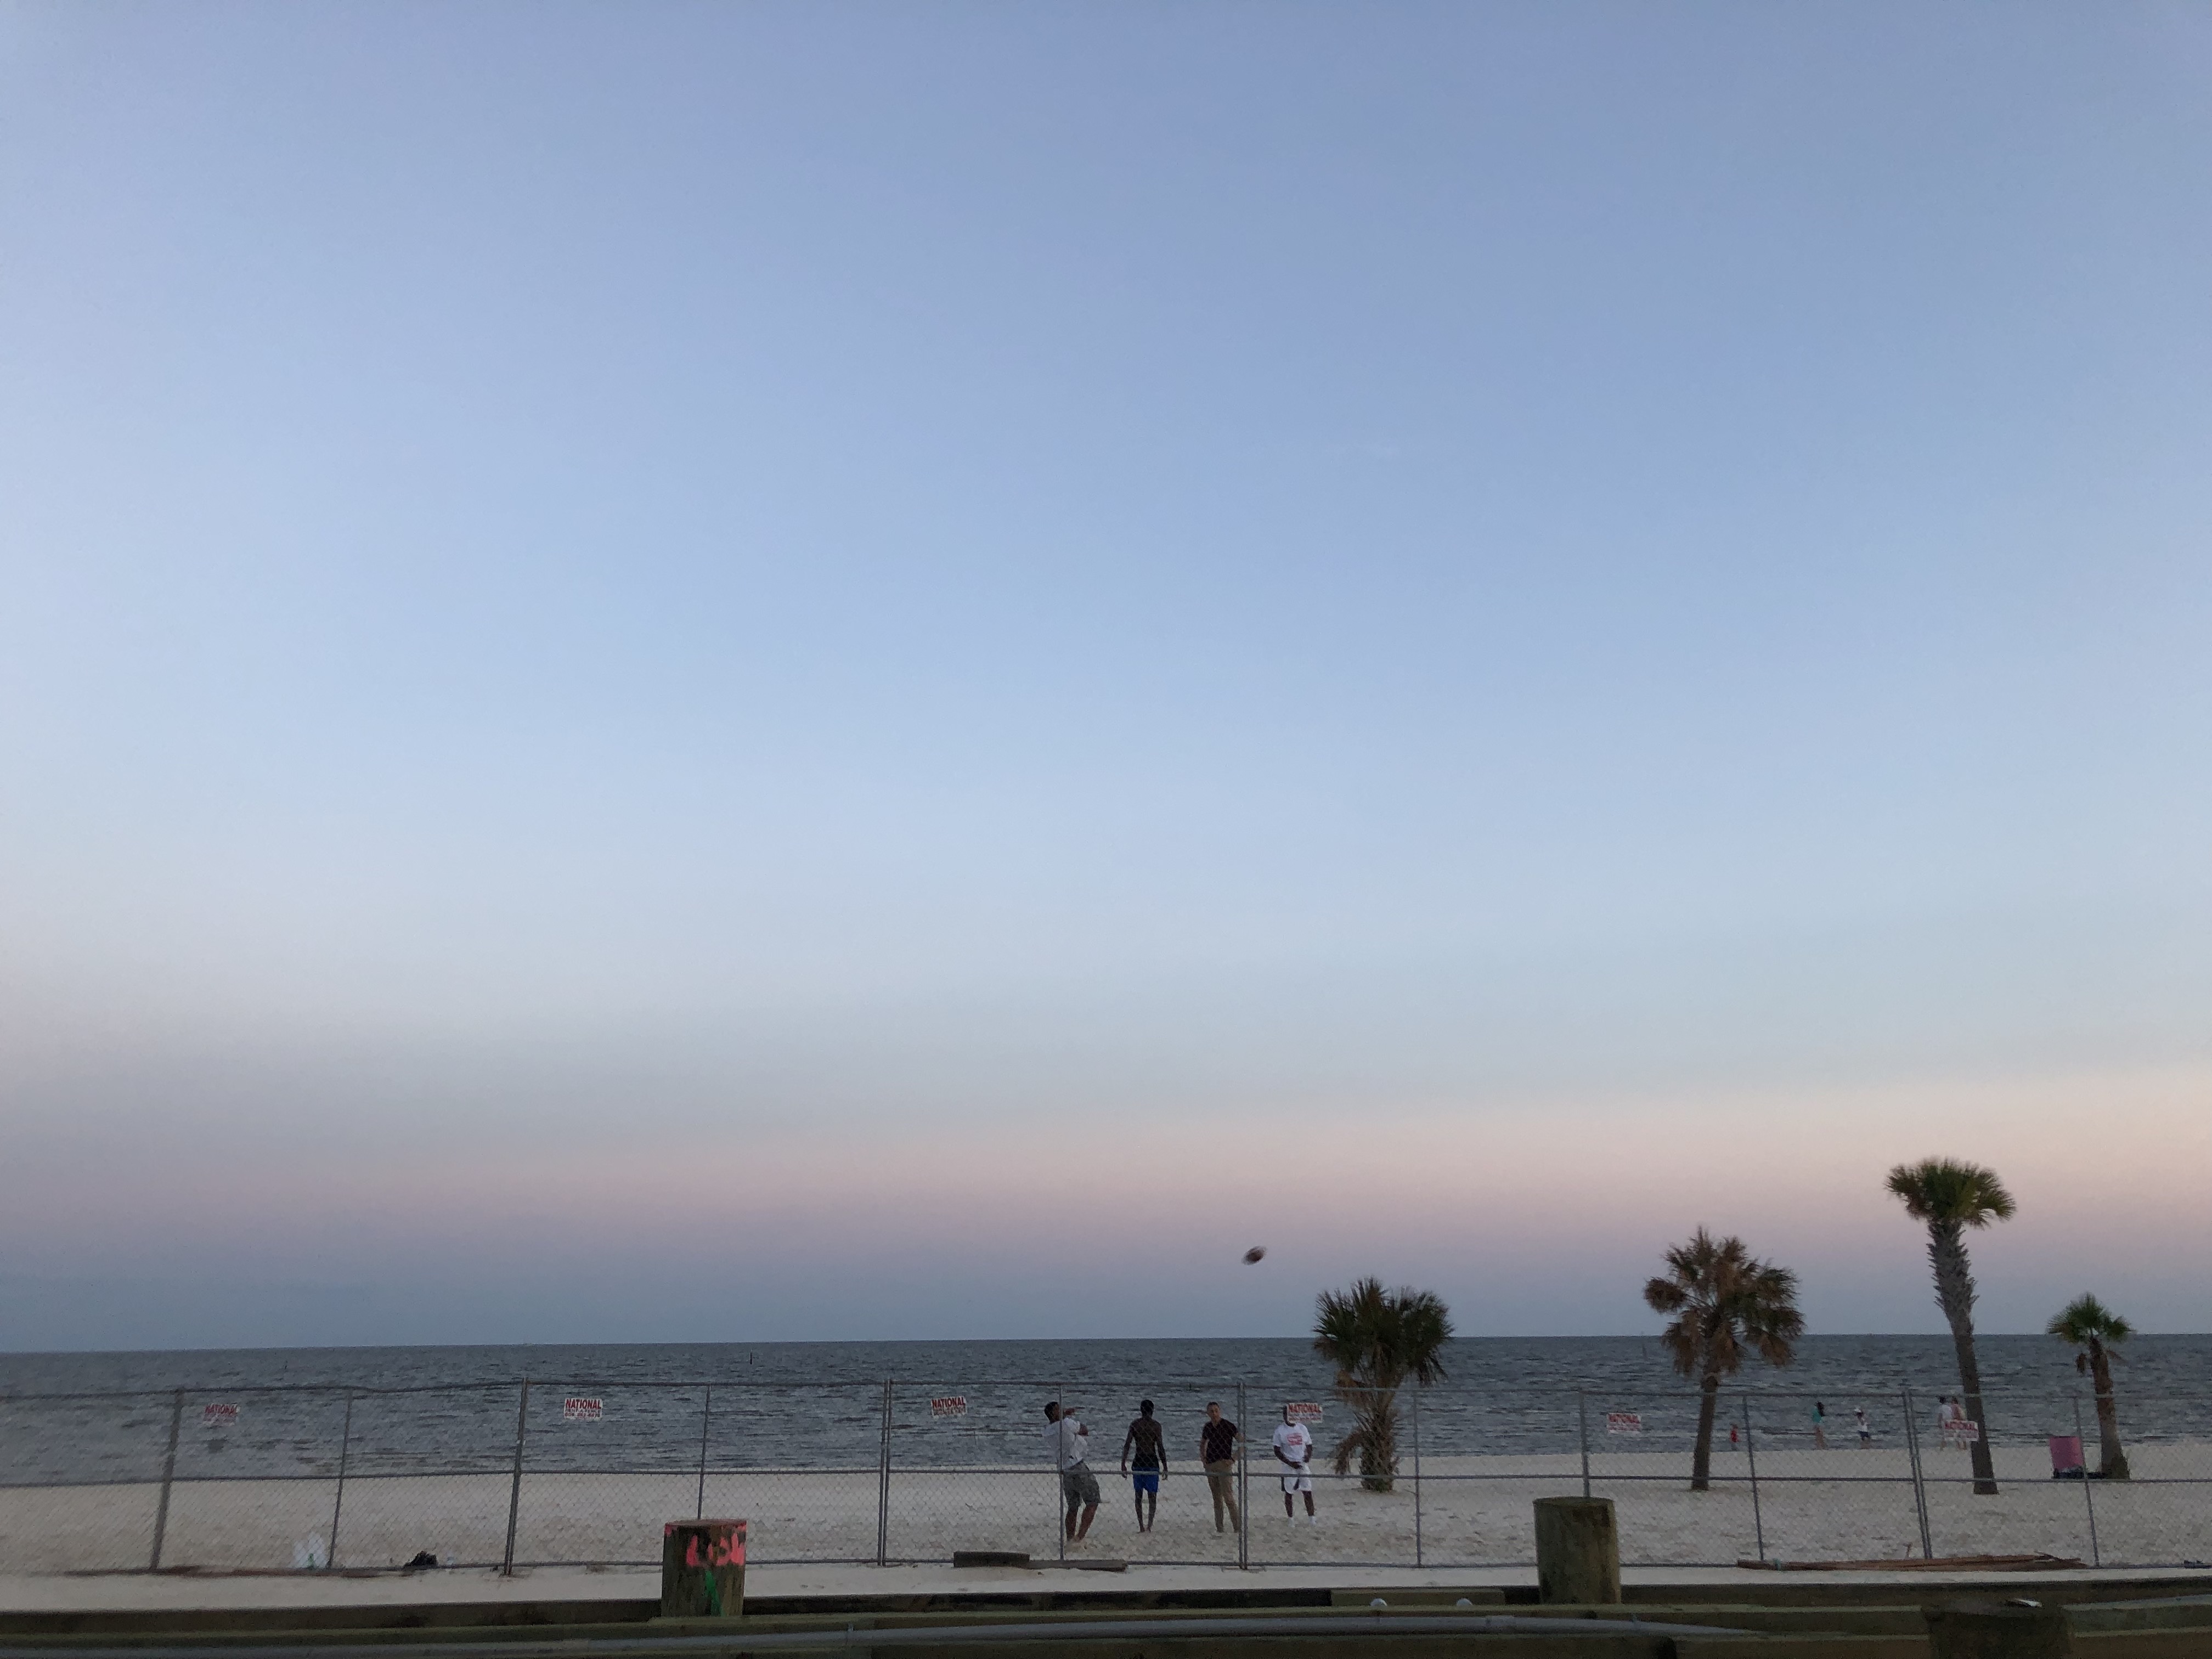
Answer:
1577;1390;1592;1500
1742;1392;1764;1564
876;1379;892;1567
148;1389;184;1571
1236;1381;1249;1571
695;1388;713;1521
501;1380;530;1576
1054;1380;1066;1565
1901;1387;1933;1560
1410;1385;1423;1568
326;1391;355;1567
2073;1395;2101;1567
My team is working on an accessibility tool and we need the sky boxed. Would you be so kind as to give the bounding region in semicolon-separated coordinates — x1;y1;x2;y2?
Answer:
2;2;2208;1352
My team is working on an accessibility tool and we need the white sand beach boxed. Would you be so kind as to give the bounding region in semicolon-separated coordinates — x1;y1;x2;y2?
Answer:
5;1443;2202;1577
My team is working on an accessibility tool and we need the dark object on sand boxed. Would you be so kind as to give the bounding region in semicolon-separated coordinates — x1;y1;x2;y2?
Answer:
952;1550;1031;1568
402;1551;438;1570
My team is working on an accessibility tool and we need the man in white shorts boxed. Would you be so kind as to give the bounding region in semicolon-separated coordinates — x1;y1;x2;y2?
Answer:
1272;1406;1317;1521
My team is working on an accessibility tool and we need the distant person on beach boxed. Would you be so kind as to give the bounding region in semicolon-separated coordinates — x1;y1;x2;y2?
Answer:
1273;1406;1317;1522
1938;1396;1967;1449
1045;1402;1100;1542
1812;1400;1828;1448
1199;1401;1242;1532
1854;1406;1872;1447
1120;1400;1167;1533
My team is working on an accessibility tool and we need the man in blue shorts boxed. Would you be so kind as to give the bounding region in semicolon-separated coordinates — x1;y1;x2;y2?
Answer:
1120;1399;1168;1532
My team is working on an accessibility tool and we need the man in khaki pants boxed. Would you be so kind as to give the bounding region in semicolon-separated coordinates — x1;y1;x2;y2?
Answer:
1198;1400;1242;1532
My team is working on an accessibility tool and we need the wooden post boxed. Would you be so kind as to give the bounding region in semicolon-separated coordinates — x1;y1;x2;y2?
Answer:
500;1381;529;1576
1533;1495;1620;1604
1925;1599;2073;1659
661;1519;745;1618
148;1390;184;1571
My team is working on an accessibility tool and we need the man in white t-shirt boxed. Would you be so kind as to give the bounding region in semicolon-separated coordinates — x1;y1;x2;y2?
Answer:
1044;1402;1101;1542
1272;1407;1317;1521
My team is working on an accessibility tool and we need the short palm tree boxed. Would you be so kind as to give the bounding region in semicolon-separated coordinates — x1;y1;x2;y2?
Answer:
1887;1158;2014;1496
1642;1229;1803;1492
1312;1278;1453;1492
2048;1293;2133;1480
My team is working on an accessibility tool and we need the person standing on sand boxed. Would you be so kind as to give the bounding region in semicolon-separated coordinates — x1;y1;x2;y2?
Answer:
1272;1406;1317;1522
1045;1402;1100;1542
1854;1406;1872;1448
1119;1400;1167;1533
1812;1400;1828;1448
1199;1401;1242;1533
1938;1396;1967;1449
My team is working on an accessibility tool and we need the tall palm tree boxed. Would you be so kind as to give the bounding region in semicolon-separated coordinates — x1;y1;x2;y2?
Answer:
1312;1278;1453;1492
1641;1229;1803;1492
2048;1293;2133;1480
1886;1157;2015;1496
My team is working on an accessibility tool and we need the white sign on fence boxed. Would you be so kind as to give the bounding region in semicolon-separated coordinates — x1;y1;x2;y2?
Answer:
202;1403;239;1429
1956;1420;1980;1443
1284;1401;1325;1424
1605;1412;1644;1435
563;1397;603;1422
930;1396;968;1418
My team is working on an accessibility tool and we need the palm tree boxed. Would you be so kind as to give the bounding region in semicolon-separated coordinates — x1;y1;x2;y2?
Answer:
1641;1229;1803;1492
1312;1278;1453;1492
2048;1293;2133;1480
1886;1157;2015;1496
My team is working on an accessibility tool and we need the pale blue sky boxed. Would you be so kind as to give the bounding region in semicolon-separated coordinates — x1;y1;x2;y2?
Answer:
3;3;2209;1350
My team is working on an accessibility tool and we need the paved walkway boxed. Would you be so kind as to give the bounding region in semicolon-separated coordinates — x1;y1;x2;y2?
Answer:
2;1561;2205;1615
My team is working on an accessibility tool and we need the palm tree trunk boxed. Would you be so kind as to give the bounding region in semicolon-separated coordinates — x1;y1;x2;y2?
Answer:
1929;1223;1999;1496
2089;1345;2128;1480
1358;1389;1399;1492
1690;1372;1719;1493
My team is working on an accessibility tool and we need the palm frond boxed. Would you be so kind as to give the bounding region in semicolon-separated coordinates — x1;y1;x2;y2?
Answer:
2047;1293;2133;1347
1643;1228;1801;1384
1886;1158;2017;1226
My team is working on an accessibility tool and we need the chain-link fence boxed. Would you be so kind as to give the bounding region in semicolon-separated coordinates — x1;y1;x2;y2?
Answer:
3;1377;2204;1573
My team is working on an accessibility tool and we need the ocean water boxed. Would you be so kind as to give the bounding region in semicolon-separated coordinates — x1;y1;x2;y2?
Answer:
3;1335;2205;1486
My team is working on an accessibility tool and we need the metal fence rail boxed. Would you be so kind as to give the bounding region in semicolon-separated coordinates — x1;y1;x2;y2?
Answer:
1;1378;2203;1574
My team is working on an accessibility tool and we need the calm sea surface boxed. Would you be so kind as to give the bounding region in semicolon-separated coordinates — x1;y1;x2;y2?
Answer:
2;1336;2206;1486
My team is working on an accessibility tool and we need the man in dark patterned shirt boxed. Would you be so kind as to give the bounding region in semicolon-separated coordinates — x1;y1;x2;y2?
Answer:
1198;1401;1242;1532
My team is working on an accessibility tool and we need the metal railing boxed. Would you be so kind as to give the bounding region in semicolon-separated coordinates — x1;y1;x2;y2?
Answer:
2;1377;2203;1574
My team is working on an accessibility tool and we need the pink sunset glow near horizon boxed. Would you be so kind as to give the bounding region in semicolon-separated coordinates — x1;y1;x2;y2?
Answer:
6;1031;2207;1348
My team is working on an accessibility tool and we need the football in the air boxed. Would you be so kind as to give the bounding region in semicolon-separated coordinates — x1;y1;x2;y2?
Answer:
1243;1246;1266;1264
